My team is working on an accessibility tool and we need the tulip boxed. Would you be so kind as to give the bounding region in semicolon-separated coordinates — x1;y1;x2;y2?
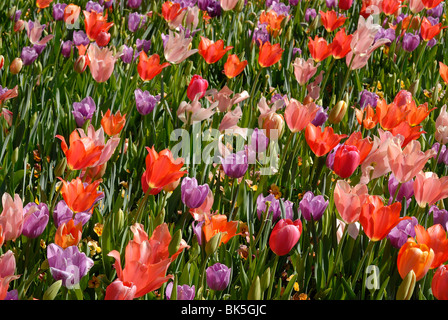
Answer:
127;12;146;32
409;0;425;13
402;33;420;52
339;0;354;10
141;146;187;195
397;238;434;281
435;105;448;144
198;36;233;64
181;177;210;209
87;43;116;83
387;216;418;249
206;263;231;291
223;54;248;79
0;251;20;301
269;218;302;256
334;181;369;224
292;57;319;86
258;41;284;67
0;193;24;242
105;280;137;300
36;0;54;9
9;58;22;74
107;223;189;298
190;189;214;220
162;1;187;28
328;100;348;124
422;0;443;9
420;17;445;41
305;123;347;157
431;206;448;232
220;150;249;178
25;21;54;46
319;10;347;32
166;282;195;300
331;28;353;59
47;243;94;288
127;0;142;8
333;145;360;179
258;10;285;36
83;10;113;43
74;55;88;73
134;89;160;115
414;224;448;269
0;55;3;70
187;75;208;101
64;4;81;25
163;29;198;64
54;219;83;249
203;214;240;245
101;109;126;136
432;265;448;300
53;200;91;227
308;36;332;62
388;173;414;204
58;177;104;214
414;171;448;208
256;193;293;221
305;8;317;22
249;128;269;154
20;46;39;66
427;3;444;16
221;0;239;10
22;202;49;239
0;85;19;105
299;191;328;221
284;98;319;133
343;131;373;165
359;90;379;109
61;40;73;58
72;96;96;127
137;52;170;81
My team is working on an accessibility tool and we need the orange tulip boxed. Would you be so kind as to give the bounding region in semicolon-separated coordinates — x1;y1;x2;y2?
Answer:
107;223;189;299
415;224;448;269
54;219;82;249
162;1;187;24
404;102;435;127
305;123;347;157
376;99;409;130
259;10;285;36
360;195;406;241
101;109;126;136
439;61;448;84
59;177;104;213
319;10;347;32
83;10;114;44
258;41;284;68
331;28;353;59
390;121;425;148
344;131;373;164
137;52;170;81
355;105;379;130
56;129;104;171
141;146;187;195
36;0;53;9
223;54;248;79
63;4;81;25
308;36;332;62
203;214;240;245
421;17;446;41
397;238;434;281
198;36;233;64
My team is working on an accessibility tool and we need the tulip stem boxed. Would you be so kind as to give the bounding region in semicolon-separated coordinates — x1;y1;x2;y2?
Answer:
267;254;279;300
351;240;375;288
133;192;150;225
277;131;294;184
320;58;336;97
433;144;443;172
338;54;355;103
391;182;402;204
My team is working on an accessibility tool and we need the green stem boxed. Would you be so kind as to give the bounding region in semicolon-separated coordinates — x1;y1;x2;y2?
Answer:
267;254;280;300
338;54;355;102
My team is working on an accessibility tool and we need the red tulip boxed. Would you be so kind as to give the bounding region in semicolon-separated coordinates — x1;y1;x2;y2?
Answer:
339;0;354;10
187;75;208;101
137;52;170;81
333;145;361;179
305;123;347;157
269;219;302;256
432;265;448;300
198;36;233;64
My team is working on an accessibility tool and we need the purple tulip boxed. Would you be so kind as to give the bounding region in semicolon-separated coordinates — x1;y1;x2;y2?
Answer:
22;202;49;238
128;12;146;33
220;150;249;179
192;220;205;246
20;46;39;65
251;22;270;47
33;44;47;55
359;90;379;109
431;143;447;164
5;290;18;300
11;10;21;22
299;191;328;221
61;40;73;58
206;0;222;18
305;8;317;22
270;1;290;15
198;0;210;10
402;33;420;52
73;30;90;47
431;206;448;232
120;45;135;64
292;47;302;57
428;3;444;18
387;216;418;249
47;243;94;288
127;0;142;8
388;173;414;204
99;0;114;8
289;0;299;5
256;193;293;221
427;38;437;48
311;105;329;126
249;128;269;154
283;199;295;220
172;0;198;7
206;263;231;291
53;200;92;228
86;1;104;13
136;39;151;53
375;28;396;46
326;0;337;9
53;3;67;21
181;177;210;209
134;88;160;115
72;96;96;127
166;282;196;300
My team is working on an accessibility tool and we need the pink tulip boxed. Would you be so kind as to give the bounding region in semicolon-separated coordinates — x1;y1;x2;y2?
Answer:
409;0;425;13
284;98;319;133
0;193;23;242
387;139;436;183
334;180;369;224
414;171;448;208
219;106;245;134
25;20;54;45
220;0;239;11
105;280;137;300
333;145;361;179
87;43;116;83
435;105;448;144
177;96;217;124
306;70;324;100
0;251;20;300
187;75;209;101
207;86;249;112
163;29;198;64
293;57;319;86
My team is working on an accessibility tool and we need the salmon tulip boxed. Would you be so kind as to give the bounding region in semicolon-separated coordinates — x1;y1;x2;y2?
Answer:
413;171;448;208
58;177;104;214
258;41;284;68
414;224;448;269
397;238;434;281
87;43;117;83
284;98;319;133
198;36;233;64
440;61;448;85
101;109;126;136
334;180;369;224
0;251;20;301
137;52;170;81
0;193;24;242
305;123;348;157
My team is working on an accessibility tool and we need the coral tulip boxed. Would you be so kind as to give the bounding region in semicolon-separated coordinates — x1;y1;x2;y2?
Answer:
223;54;248;79
63;4;81;25
59;177;104;213
101;109;126;136
137;52;170;81
202;214;240;245
389;121;425;148
413;171;448;208
436;105;448;144
308;36;332;62
440;62;448;85
198;36;233;64
422;0;443;9
258;41;284;68
414;224;448;269
284;98;319;133
305;123;348;157
319;10;347;32
54;219;83;249
269;218;302;256
397;238;434;281
334;180;369;224
376;99;409;131
162;1;186;28
355;105;379;130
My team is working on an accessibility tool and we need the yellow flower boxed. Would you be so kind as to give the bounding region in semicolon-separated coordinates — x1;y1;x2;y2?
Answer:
88;275;101;289
94;223;103;237
40;239;46;249
293;282;299;292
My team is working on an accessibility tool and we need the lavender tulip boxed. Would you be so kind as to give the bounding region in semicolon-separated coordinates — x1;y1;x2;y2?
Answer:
128;12;146;33
127;0;142;8
53;200;92;227
388;173;414;204
73;30;90;47
387;216;418;249
47;243;94;288
86;1;104;13
181;177;210;209
299;191;328;221
428;3;444;17
256;193;292;221
22;202;49;238
251;22;270;46
249;128;269;154
53;3;67;21
166;282;195;300
61;40;73;58
359;90;379;109
430;206;448;231
402;33;420;52
270;1;290;15
5;290;18;300
326;0;337;9
72;96;96;127
305;8;317;22
220;150;249;179
20;46;39;65
136;39;151;53
134;88;160;115
192;220;205;245
120;45;135;64
206;263;231;291
311;105;328;126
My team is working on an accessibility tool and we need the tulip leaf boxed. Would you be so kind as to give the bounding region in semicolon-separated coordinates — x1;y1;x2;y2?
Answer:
43;280;62;300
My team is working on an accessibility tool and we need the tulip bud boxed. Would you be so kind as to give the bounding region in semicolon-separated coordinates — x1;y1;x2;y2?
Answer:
409;78;420;96
54;158;67;177
40;259;50;271
247;276;261;300
328;100;348;124
396;270;416;300
261;112;285;140
205;232;222;256
0;55;4;70
235;0;245;12
9;58;22;74
114;209;124;232
12;147;19;164
154;208;165;228
74;55;87;73
14;20;25;32
187;75;208;101
260;267;271;292
8;7;16;20
285;25;293;43
168;229;183;256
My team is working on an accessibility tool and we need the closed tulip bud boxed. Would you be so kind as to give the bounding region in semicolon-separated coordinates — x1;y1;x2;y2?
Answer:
408;79;420;96
328;100;348;124
205;232;222;256
247;276;261;300
187;75;208;101
154;208;165;228
9;58;22;74
396;270;416;300
261;112;285;140
333;145;360;179
74;55;87;73
0;55;4;70
168;229;183;257
235;0;245;12
285;25;293;43
54;158;67;177
269;219;302;256
114;209;124;232
261;267;271;291
432;265;448;300
14;20;25;32
40;259;49;271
